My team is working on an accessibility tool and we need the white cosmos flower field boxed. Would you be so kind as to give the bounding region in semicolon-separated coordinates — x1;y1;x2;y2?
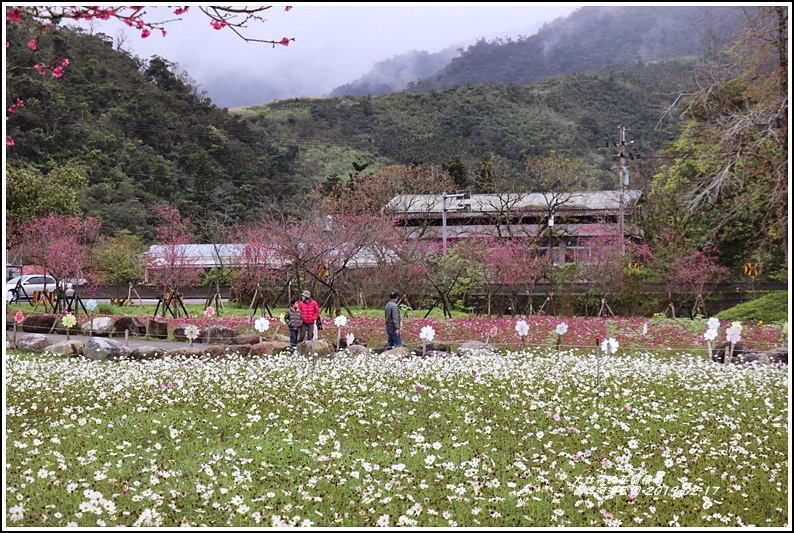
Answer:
4;349;788;527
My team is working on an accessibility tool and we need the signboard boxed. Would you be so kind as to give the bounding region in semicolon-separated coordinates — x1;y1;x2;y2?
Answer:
743;262;762;276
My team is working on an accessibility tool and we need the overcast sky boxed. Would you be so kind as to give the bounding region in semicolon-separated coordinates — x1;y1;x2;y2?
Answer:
72;3;581;107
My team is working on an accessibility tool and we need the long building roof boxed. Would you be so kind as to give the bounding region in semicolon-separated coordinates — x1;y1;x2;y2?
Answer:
384;190;642;217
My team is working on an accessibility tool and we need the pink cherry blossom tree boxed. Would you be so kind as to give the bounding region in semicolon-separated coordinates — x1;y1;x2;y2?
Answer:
9;214;102;313
228;223;283;314
146;204;202;317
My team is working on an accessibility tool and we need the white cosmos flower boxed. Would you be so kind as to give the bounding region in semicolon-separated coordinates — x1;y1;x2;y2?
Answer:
346;332;355;346
642;322;648;336
555;322;568;336
334;315;348;328
703;328;718;342
9;504;24;522
707;317;720;330
420;325;435;342
515;320;529;337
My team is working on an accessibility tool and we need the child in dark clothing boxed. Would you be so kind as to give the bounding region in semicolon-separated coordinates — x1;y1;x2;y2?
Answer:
284;298;303;349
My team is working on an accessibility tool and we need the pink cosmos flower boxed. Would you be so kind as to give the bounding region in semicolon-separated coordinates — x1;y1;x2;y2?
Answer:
553;413;560;421
415;385;422;392
27;39;37;50
14;311;24;323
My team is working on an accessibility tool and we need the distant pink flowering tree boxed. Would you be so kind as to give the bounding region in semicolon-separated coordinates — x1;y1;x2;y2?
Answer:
146;204;202;314
488;237;550;315
5;5;294;145
266;213;393;316
229;223;283;309
648;230;731;317
10;214;102;312
577;234;651;317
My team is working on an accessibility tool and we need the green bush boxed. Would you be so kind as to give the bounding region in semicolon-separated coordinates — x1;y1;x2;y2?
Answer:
715;291;788;323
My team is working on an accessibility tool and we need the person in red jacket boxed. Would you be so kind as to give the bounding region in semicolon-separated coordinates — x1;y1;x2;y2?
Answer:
298;290;320;342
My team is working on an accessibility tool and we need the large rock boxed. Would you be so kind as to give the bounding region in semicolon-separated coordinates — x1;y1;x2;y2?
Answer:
21;314;56;334
164;347;210;358
296;339;333;358
82;316;114;336
146;318;168;339
17;333;53;352
129;346;167;360
111;316;147;338
233;333;262;345
425;340;451;353
46;340;84;357
249;341;292;357
761;346;788;364
202;325;239;344
227;344;251;357
83;337;131;361
711;341;756;364
344;344;371;356
381;346;410;357
457;340;498;356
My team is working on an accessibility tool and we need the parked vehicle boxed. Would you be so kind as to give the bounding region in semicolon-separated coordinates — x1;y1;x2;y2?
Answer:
6;274;59;303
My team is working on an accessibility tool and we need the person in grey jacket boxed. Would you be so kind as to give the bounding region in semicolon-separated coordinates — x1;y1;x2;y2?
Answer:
284;298;303;349
384;290;402;348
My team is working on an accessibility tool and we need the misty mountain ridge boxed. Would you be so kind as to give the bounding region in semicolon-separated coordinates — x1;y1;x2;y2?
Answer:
327;5;741;98
327;47;460;98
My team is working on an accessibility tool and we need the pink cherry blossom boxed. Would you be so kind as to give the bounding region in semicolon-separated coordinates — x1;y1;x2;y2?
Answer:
27;39;37;50
52;66;64;78
280;37;290;46
141;28;151;38
285;6;292;11
7;8;21;22
6;136;14;146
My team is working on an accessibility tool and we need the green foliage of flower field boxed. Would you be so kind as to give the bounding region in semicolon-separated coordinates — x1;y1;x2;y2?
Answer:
5;349;788;527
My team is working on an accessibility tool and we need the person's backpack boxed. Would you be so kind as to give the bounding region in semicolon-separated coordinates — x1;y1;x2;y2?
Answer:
284;311;290;325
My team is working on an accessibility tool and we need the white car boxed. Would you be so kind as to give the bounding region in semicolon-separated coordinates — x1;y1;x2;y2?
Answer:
6;274;59;303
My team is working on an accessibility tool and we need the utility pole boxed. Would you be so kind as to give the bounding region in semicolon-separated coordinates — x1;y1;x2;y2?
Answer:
617;125;629;254
441;191;466;256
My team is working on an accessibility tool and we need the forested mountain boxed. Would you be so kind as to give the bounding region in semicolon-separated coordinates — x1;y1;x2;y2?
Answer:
328;47;460;98
7;5;784;282
407;6;741;93
324;6;741;99
7;13;701;242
